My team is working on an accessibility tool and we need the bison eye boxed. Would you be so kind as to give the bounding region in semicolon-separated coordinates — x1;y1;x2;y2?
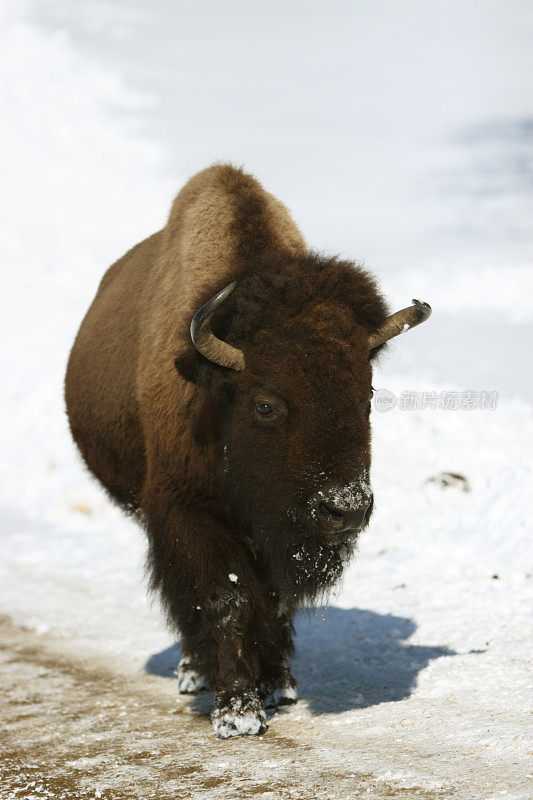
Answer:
252;394;287;425
255;401;273;417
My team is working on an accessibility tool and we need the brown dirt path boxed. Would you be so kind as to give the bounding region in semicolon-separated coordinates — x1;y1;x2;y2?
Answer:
0;615;447;800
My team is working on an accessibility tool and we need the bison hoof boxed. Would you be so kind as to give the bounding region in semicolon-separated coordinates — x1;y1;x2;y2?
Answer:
174;657;208;694
264;684;298;708
211;692;267;739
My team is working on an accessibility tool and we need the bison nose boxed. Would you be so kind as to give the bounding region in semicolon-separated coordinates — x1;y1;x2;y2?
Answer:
318;500;371;533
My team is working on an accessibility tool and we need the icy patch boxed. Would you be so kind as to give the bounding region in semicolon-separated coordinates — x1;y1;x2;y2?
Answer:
374;770;445;791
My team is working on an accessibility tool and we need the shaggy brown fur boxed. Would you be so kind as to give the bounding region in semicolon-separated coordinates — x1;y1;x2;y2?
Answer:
65;164;389;738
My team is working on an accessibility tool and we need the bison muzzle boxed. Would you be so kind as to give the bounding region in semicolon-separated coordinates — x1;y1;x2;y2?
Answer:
65;164;431;738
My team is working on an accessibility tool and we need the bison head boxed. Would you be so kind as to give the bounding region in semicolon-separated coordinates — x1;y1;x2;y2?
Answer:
176;253;430;598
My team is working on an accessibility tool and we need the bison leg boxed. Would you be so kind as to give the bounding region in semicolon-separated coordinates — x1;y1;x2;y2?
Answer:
145;501;267;738
258;613;298;708
207;594;267;738
262;657;298;708
174;649;208;694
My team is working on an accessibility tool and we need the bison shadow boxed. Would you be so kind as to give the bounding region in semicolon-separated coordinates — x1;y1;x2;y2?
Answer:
144;605;458;716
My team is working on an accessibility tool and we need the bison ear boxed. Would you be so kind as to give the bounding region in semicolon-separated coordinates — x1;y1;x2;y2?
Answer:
174;351;201;384
174;350;227;390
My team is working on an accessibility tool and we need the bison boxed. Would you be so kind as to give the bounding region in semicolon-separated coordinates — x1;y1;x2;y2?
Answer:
65;164;430;738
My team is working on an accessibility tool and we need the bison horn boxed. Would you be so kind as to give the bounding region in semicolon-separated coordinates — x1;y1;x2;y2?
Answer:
190;282;245;371
368;299;432;349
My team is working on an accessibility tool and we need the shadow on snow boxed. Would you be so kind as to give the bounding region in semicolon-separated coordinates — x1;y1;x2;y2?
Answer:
145;606;460;716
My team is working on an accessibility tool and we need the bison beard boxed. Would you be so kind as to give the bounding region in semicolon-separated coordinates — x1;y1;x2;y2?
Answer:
233;482;360;606
65;163;430;738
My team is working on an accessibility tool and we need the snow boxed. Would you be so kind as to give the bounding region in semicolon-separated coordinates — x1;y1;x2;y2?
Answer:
175;656;208;694
211;694;268;739
264;685;298;708
312;476;373;515
1;0;532;798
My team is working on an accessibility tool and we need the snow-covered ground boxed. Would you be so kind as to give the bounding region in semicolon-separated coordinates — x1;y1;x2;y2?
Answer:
1;1;532;798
